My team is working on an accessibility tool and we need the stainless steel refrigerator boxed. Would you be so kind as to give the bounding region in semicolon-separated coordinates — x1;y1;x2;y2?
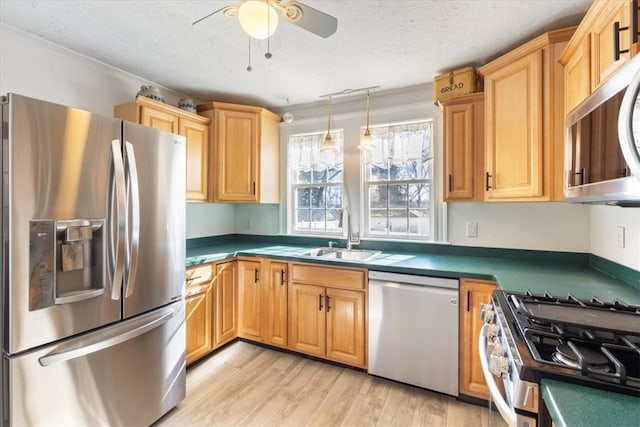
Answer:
0;93;186;426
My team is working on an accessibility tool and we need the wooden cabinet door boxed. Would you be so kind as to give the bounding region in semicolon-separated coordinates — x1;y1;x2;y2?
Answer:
484;50;544;200
442;94;484;201
263;261;288;347
140;106;178;133
459;278;496;399
214;261;238;348
215;109;258;202
185;286;213;365
564;34;592;114
326;288;366;367
180;117;209;202
592;1;630;89
288;283;325;357
237;260;262;340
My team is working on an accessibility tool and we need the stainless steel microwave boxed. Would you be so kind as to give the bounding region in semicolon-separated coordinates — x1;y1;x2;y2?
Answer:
565;54;640;207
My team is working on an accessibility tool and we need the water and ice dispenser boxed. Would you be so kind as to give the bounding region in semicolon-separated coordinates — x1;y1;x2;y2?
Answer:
29;219;105;310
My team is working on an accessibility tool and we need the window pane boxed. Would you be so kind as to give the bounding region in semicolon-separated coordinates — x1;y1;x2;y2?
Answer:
408;183;430;208
296;188;310;209
295;209;310;231
369;210;387;234
327;167;343;183
312;168;326;184
296;170;311;184
409;210;430;237
327;208;342;231
389;164;408;181
310;209;326;232
310;187;325;209
388;209;408;234
369;185;387;209
368;162;389;182
326;186;342;208
388;184;407;208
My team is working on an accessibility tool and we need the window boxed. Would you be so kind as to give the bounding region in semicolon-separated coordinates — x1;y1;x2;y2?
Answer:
363;120;434;239
288;130;344;234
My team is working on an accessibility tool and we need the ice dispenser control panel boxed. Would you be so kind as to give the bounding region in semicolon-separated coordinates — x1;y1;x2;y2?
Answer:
29;219;106;310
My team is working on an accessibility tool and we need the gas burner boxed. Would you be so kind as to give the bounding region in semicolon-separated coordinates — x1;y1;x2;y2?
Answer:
551;344;611;373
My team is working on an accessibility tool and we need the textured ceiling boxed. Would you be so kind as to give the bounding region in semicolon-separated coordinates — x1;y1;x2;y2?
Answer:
0;0;592;108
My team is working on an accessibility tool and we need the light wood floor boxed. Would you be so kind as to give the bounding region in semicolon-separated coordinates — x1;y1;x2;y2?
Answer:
156;341;507;427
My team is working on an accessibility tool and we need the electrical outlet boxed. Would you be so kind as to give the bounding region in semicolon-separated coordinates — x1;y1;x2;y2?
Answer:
243;218;252;229
465;221;478;238
617;226;625;248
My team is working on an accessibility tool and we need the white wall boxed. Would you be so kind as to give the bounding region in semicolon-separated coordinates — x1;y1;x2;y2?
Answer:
448;203;590;252
0;24;234;238
590;206;640;270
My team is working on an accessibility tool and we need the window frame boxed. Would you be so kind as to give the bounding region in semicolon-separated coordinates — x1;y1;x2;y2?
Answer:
287;129;345;236
361;119;435;241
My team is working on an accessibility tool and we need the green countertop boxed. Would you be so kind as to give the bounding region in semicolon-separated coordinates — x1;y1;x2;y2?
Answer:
541;379;640;427
186;239;640;425
186;241;640;304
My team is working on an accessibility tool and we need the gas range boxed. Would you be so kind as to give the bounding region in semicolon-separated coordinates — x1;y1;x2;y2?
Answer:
480;290;640;427
497;290;640;396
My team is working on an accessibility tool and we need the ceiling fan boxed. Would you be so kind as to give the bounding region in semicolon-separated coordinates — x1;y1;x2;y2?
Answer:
192;0;338;40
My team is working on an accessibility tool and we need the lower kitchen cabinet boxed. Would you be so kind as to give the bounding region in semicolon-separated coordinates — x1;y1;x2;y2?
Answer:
262;260;288;347
459;278;497;399
237;259;262;340
214;261;238;348
185;264;214;365
288;263;367;368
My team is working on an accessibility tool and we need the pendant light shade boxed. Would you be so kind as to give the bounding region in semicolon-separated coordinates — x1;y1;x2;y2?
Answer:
358;90;375;150
238;0;279;40
320;97;338;152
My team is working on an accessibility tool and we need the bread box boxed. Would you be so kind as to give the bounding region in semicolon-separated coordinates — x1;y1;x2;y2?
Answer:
433;66;477;103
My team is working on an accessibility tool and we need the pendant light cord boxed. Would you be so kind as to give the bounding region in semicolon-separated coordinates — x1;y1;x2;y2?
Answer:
365;90;371;131
327;97;332;136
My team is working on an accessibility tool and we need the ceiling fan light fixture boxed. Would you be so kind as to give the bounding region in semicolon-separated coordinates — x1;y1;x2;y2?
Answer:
238;0;279;40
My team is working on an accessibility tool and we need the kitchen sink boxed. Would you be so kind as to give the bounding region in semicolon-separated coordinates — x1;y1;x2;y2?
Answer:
297;247;381;263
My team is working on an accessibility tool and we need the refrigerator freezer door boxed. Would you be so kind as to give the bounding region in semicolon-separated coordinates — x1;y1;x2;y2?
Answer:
121;122;185;318
2;94;121;355
4;301;186;426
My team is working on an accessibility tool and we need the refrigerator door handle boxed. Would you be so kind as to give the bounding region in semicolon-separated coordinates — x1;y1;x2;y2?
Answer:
123;141;140;298
38;304;176;367
108;139;127;300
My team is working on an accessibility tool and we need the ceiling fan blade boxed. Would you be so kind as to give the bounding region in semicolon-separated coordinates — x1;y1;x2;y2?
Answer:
192;5;239;26
281;1;337;38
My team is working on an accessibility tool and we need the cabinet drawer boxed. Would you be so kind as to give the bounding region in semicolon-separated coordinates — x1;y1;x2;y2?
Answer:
185;264;213;287
291;264;365;290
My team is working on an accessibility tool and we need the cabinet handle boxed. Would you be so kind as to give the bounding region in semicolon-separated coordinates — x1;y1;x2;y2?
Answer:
318;294;323;311
448;174;453;193
326;295;331;312
254;268;259;283
252;181;256;195
185;275;202;284
575;168;586;186
280;269;286;286
621;168;628;178
466;290;470;312
632;0;639;44
614;21;630;61
485;172;492;191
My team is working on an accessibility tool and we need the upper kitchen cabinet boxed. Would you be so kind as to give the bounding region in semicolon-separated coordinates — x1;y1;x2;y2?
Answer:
114;96;210;202
479;27;574;202
440;93;485;202
560;0;639;113
197;102;281;203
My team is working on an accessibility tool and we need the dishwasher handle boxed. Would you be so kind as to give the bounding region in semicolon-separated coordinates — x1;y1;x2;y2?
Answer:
368;271;458;290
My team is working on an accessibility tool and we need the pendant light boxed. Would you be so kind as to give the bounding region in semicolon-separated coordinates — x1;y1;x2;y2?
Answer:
358;90;375;150
320;97;337;152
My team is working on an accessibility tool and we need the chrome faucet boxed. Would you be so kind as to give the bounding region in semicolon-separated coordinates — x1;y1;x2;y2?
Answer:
339;207;359;250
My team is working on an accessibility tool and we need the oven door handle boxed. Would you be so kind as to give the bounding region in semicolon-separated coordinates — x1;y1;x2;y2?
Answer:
479;323;517;427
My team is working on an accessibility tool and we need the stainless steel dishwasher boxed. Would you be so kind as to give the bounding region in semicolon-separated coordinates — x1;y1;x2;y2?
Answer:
368;271;459;396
